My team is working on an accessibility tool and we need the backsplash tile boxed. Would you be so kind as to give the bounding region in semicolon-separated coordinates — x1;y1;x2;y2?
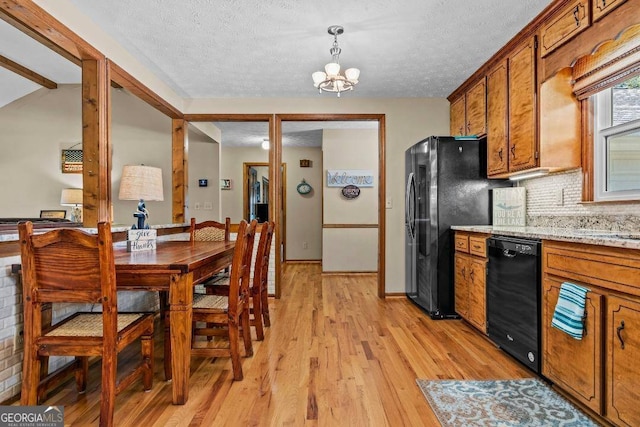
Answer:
520;169;640;231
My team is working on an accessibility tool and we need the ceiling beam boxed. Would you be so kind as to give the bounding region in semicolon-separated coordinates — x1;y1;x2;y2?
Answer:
0;1;102;64
0;54;57;89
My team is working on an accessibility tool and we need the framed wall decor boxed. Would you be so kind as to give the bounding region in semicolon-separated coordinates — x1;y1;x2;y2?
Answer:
220;179;232;190
61;148;83;173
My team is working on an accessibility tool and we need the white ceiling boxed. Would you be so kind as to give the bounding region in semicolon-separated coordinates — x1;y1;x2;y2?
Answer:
64;0;550;98
1;1;551;144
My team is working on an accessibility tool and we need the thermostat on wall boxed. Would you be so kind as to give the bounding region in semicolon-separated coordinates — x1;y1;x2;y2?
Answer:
198;179;208;187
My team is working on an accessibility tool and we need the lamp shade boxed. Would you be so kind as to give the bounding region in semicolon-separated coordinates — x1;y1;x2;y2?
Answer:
60;188;83;206
118;165;164;201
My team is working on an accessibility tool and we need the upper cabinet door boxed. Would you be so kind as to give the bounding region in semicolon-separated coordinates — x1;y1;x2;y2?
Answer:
592;0;626;22
508;37;538;172
487;60;509;176
540;0;590;58
465;78;487;136
450;96;466;136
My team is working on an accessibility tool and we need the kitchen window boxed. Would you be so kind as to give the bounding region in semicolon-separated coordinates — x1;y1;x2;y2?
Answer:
593;75;640;201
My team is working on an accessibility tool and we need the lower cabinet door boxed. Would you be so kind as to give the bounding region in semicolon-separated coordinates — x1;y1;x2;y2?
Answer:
542;277;603;414
454;254;469;318
607;295;640;427
468;258;487;333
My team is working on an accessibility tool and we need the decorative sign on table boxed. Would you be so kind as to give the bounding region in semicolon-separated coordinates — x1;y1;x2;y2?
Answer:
341;185;361;199
127;229;157;252
493;187;526;227
326;170;374;187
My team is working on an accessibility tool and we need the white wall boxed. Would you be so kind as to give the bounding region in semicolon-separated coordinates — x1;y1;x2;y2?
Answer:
284;146;323;261
322;129;378;272
188;131;221;222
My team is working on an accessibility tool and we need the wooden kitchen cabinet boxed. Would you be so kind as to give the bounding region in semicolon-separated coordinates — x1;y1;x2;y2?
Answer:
542;276;603;414
450;96;466;136
485;37;538;177
606;295;640;426
540;0;590;57
454;231;489;333
467;258;487;333
508;37;538;172
543;240;640;426
592;0;626;22
486;59;509;176
449;78;486;137
454;253;470;318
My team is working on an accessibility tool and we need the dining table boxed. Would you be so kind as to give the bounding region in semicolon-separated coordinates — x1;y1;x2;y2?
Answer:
113;239;235;405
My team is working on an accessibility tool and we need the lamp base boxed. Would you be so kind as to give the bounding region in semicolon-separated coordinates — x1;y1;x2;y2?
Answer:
70;206;82;223
131;199;149;229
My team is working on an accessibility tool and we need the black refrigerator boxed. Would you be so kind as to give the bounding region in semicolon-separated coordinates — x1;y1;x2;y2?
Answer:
405;136;509;318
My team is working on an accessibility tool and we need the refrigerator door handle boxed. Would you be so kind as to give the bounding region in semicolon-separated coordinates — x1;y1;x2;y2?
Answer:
405;172;416;239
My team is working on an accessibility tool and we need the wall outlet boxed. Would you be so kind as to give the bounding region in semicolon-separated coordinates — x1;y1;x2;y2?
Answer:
194;202;201;210
385;198;393;209
204;202;213;210
13;327;23;354
302;241;308;249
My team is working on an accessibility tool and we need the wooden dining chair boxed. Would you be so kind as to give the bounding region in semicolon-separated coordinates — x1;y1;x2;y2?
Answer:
194;221;275;341
18;221;154;427
191;219;257;381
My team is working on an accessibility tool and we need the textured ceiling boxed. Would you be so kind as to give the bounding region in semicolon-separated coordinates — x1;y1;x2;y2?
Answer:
64;0;551;98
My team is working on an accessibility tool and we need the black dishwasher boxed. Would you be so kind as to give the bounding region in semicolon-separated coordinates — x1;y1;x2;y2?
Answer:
486;236;541;373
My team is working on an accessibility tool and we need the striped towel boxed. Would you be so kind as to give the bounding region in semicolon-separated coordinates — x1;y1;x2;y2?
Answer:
551;282;589;340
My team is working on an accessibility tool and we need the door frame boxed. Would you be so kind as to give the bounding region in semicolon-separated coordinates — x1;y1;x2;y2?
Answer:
275;114;386;299
184;113;386;299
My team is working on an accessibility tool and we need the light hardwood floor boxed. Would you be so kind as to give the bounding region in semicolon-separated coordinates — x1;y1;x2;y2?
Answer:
39;263;532;426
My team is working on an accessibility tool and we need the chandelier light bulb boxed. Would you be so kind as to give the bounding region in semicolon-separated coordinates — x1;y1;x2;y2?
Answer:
325;62;340;77
345;68;360;82
312;71;327;86
261;139;270;150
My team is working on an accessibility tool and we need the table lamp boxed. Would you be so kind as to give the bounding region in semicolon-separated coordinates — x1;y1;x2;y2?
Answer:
118;165;164;229
60;188;83;222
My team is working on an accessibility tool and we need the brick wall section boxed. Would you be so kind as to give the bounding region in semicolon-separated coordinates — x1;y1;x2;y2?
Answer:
0;230;275;402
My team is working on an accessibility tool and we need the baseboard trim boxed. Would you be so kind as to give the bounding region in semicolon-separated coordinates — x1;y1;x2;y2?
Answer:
321;271;377;276
384;292;406;298
285;260;321;264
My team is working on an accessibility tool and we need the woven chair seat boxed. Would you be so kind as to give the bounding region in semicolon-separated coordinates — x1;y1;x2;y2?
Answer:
193;294;228;310
194;228;226;241
45;313;144;337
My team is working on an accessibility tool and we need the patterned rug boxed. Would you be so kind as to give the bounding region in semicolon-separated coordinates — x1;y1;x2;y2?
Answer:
416;378;598;427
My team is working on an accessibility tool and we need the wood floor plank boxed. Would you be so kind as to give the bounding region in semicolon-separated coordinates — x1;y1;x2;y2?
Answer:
31;262;536;426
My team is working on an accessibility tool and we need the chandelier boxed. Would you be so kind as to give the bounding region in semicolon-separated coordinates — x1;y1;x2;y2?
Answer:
311;25;360;97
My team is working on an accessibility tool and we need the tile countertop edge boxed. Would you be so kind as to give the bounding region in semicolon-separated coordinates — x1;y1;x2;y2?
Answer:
0;223;189;243
451;225;640;251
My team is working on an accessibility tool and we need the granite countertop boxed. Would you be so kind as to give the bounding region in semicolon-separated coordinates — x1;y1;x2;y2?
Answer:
451;225;640;250
0;223;189;243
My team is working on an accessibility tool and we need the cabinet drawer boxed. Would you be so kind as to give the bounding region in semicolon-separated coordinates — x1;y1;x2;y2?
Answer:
469;236;487;257
455;233;469;253
592;0;626;22
540;0;590;58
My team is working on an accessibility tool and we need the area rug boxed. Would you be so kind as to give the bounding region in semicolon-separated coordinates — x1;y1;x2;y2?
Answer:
416;378;598;427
